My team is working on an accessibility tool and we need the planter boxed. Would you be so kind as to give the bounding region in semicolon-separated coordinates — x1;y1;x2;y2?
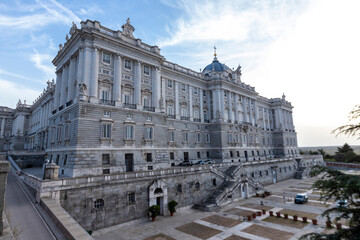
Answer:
252;213;257;219
276;212;281;218
170;212;174;216
293;216;298;221
326;221;332;228
302;217;307;223
257;211;262;216
265;191;271;196
247;215;252;221
284;214;288;219
336;223;342;229
262;209;266;214
151;217;156;221
269;211;273;216
312;219;318;225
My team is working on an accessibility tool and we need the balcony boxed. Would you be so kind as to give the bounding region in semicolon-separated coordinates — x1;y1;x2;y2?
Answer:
167;114;175;119
52;109;57;115
100;99;115;106
181;116;190;121
194;118;201;122
66;100;73;107
58;105;64;111
143;106;155;112
123;103;137;109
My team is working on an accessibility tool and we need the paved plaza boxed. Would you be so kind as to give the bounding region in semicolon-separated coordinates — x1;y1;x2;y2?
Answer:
93;177;333;240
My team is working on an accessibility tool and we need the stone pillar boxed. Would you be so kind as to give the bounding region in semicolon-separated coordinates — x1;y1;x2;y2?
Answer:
234;94;239;123
0;161;10;235
67;57;75;103
152;67;161;108
161;77;166;112
254;101;258;126
89;48;99;103
189;86;193;121
267;109;271;130
114;55;122;106
74;48;84;103
175;82;180;119
212;90;217;119
0;118;5;138
290;112;294;131
220;90;225;120
249;99;254;126
206;91;211;120
60;65;68;107
200;89;204;122
242;96;248;122
134;61;142;106
227;91;232;122
83;46;92;98
54;71;62;109
44;163;59;180
262;107;266;129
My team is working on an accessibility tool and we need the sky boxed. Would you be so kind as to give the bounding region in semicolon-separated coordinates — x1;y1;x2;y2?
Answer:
0;0;359;147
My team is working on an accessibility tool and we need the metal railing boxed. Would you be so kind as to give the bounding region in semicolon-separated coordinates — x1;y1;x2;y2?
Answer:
100;99;115;106
194;118;201;122
167;115;175;119
143;106;155;112
123;103;137;109
181;116;190;121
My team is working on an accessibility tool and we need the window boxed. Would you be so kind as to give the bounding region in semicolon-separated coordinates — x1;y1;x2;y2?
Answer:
125;59;131;70
128;193;135;204
195;182;200;190
176;184;182;193
94;199;104;209
204;111;208;121
196;133;201;143
170;152;174;160
181;108;187;117
127;113;133;119
103;111;111;117
56;126;62;141
102;154;110;165
194;87;198;95
197;152;201;159
147;165;153;170
167;105;174;115
103;169;110;174
212;179;217;186
266;170;269;175
181;84;186;92
64;124;69;139
146;153;152;162
124;95;131;104
125;125;134;139
102;124;111;139
170;131;175;142
237;151;240;157
194;110;199;119
143;98;150;107
102;53;110;64
228;133;232;143
145;127;153;140
230;151;233;158
63;155;67;165
183;132;188;142
206;133;210;143
143;65;150;75
167;80;173;88
102;90;109;100
206;151;210;158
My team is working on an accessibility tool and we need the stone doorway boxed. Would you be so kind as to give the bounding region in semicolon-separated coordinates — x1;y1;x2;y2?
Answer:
149;180;168;216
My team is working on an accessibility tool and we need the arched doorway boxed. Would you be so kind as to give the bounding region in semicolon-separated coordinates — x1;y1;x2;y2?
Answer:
149;180;168;216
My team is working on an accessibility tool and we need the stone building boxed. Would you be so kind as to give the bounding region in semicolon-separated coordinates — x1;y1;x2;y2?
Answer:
46;19;298;178
2;19;323;231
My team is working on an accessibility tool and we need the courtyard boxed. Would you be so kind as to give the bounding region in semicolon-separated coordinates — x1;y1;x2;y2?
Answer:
93;177;334;240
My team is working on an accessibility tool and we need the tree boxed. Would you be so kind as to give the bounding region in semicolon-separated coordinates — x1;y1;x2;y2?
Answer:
333;143;357;162
332;105;360;139
300;166;360;240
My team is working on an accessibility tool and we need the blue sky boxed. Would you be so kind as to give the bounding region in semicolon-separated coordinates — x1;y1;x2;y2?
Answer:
0;0;359;147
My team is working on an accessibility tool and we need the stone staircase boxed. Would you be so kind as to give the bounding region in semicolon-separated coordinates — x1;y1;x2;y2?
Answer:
193;164;262;212
294;167;306;179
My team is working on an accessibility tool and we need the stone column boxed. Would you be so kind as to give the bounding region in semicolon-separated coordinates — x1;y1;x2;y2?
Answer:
290;112;294;131
249;99;254;126
134;61;142;106
54;71;62;109
60;65;68;107
206;91;211;120
267;109;271;130
262;107;266;129
234;94;239;123
200;89;204;122
152;67;161;108
242;96;248;123
212;90;217;119
0;161;10;235
67;57;75;103
89;47;99;103
83;46;92;98
227;91;232;122
189;86;193;121
114;54;122;106
175;82;180;119
161;77;166;112
74;48;84;103
254;101;258;126
0;118;5;138
220;90;225;120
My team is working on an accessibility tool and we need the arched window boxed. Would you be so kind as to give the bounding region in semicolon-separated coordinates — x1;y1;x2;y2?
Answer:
195;182;200;190
154;188;163;194
94;198;104;209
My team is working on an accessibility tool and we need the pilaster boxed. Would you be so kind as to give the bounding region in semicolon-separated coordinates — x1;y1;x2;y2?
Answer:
200;89;204;122
60;65;68;107
67;57;75;103
0;118;5;138
134;61;142;106
114;54;122;106
89;47;99;103
234;94;239;123
189;86;193;121
175;82;180;119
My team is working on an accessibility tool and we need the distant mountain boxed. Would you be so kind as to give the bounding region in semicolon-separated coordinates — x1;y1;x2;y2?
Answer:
299;145;360;155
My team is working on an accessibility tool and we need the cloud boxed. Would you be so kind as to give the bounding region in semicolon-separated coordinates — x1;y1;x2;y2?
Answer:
0;79;41;108
0;0;80;31
77;5;104;16
0;69;43;84
30;50;55;79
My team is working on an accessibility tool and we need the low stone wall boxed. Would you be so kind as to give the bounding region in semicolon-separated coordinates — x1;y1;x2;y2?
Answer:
326;161;360;170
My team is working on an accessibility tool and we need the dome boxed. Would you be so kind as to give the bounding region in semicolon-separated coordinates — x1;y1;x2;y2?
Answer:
202;57;230;73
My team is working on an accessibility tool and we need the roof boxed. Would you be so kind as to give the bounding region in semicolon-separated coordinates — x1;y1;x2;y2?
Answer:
203;57;230;72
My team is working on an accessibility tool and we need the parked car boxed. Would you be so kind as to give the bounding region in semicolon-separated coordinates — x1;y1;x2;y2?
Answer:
196;160;206;165
337;200;348;208
178;161;192;166
204;159;215;164
294;193;308;204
